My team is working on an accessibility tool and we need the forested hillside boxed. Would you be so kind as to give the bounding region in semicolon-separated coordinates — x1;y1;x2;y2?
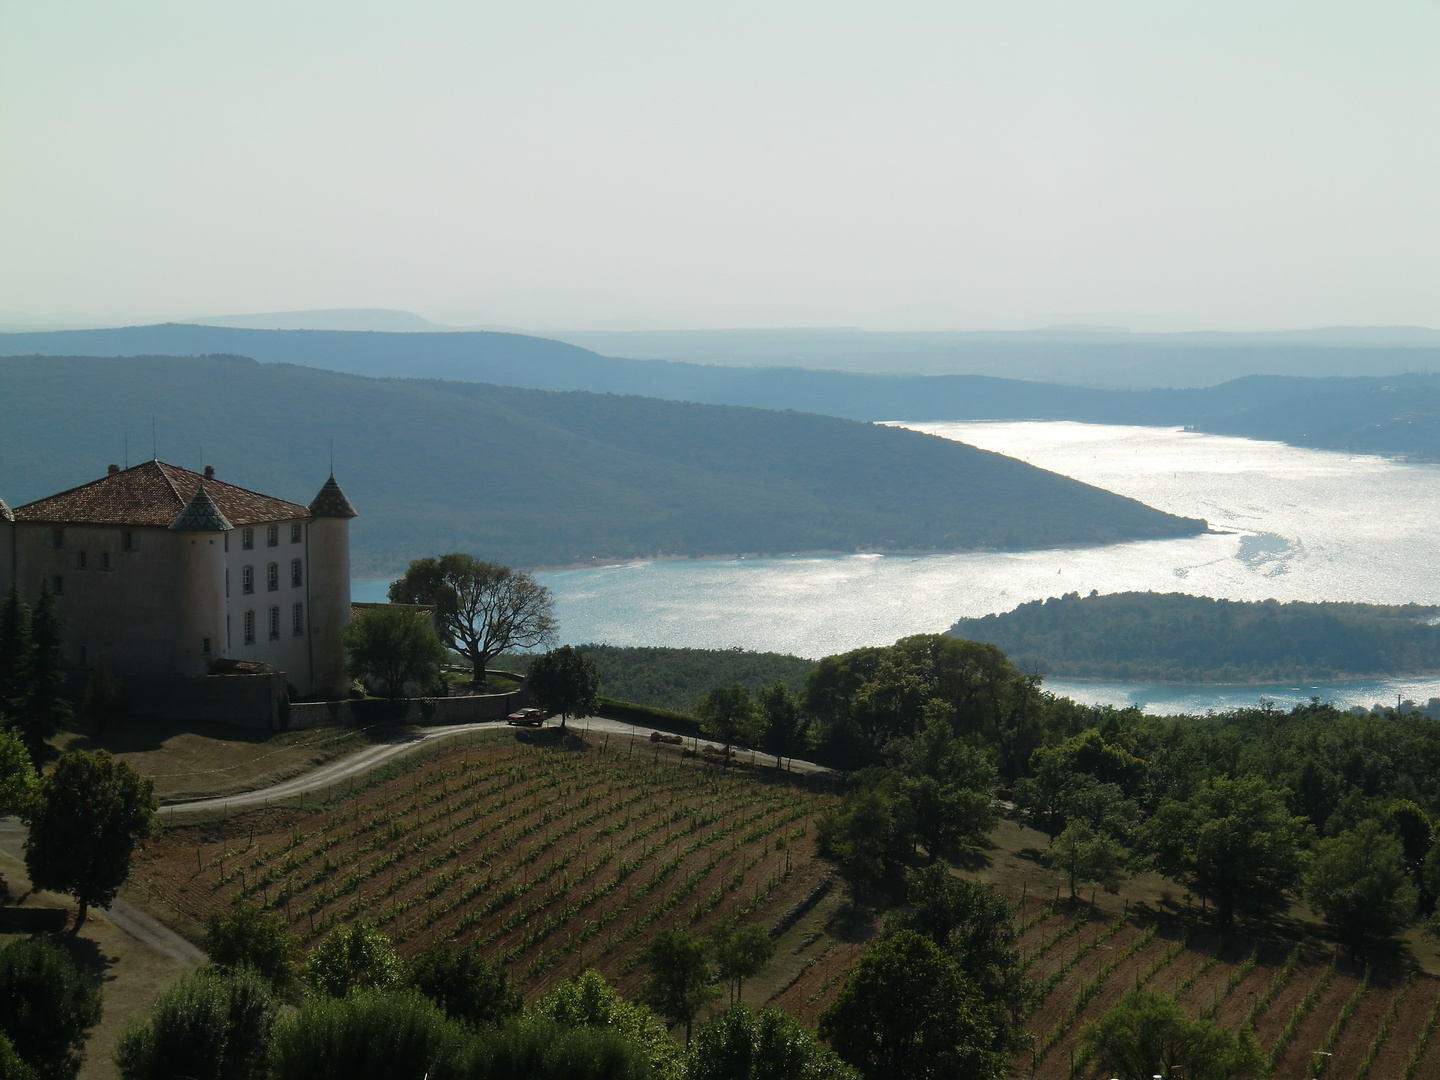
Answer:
0;354;1203;574
951;591;1440;682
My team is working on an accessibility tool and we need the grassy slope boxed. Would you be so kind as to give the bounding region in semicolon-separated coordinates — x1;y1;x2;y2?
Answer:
952;591;1440;682
0;355;1203;575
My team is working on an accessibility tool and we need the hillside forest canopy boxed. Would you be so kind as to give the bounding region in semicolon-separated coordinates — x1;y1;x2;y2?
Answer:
0;354;1206;574
950;590;1440;682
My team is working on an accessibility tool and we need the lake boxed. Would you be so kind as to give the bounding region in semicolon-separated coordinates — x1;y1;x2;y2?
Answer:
356;421;1440;714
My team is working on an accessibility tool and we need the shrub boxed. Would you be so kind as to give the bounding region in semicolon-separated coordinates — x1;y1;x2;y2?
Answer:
465;1018;652;1080
410;939;521;1028
535;969;681;1080
305;920;405;998
0;1032;35;1080
204;901;299;994
688;1005;859;1080
0;937;102;1080
1079;987;1267;1080
269;989;470;1080
115;967;274;1080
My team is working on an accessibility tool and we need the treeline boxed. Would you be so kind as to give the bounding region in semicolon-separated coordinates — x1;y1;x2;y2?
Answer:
949;590;1440;682
559;645;817;715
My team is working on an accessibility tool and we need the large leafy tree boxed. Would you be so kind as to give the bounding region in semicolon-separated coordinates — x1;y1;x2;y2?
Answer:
893;863;1032;1059
709;921;775;1004
526;645;600;732
0;729;36;816
409;938;521;1028
389;555;556;685
1043;820;1126;900
304;921;404;998
534;969;681;1080
1143;775;1309;927
758;680;807;771
339;605;447;699
695;684;761;762
0;937;103;1080
23;750;158;930
0;584;32;717
204;901;300;995
818;929;997;1080
688;1005;858;1080
1079;987;1266;1080
640;928;716;1047
1306;818;1418;951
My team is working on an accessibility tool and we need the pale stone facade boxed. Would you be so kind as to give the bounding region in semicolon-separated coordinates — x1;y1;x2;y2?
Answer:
0;461;356;700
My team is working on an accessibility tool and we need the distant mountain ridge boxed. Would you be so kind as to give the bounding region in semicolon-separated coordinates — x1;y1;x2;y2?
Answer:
6;324;1440;459
0;354;1205;575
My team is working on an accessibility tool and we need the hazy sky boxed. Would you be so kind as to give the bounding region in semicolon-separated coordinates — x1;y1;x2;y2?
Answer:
3;2;1437;331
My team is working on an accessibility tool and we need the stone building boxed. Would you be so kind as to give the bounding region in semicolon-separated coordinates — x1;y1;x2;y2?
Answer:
0;460;356;706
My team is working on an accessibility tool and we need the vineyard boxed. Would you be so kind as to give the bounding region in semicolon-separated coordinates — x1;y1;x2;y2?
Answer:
134;730;836;1000
998;898;1440;1079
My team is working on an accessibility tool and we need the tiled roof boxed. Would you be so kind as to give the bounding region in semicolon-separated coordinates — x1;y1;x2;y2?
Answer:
169;485;234;532
13;461;310;527
309;475;358;519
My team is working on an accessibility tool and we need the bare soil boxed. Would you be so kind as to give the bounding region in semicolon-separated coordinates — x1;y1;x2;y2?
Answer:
1364;978;1440;1080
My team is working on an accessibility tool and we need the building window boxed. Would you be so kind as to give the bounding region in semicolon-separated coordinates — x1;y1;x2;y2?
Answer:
101;552;113;571
50;575;63;595
243;610;255;644
267;563;279;591
225;568;230;597
267;524;279;547
242;566;254;594
223;532;229;552
242;528;254;549
291;559;303;588
291;521;302;543
202;637;212;655
78;644;87;666
122;531;137;552
227;615;232;650
74;551;87;570
292;602;304;635
268;606;280;640
52;528;64;549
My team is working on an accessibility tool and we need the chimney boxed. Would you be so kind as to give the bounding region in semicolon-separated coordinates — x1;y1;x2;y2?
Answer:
108;464;120;476
204;465;215;480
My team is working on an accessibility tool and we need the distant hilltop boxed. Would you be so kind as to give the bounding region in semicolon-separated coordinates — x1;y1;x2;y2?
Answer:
952;591;1440;684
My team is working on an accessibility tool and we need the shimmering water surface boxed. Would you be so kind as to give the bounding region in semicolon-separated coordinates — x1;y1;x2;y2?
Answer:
356;422;1440;713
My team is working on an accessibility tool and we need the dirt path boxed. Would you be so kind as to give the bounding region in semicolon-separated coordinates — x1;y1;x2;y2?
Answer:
161;715;834;818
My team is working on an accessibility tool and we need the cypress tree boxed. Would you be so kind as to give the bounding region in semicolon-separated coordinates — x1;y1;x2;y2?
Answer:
0;585;32;722
19;584;70;759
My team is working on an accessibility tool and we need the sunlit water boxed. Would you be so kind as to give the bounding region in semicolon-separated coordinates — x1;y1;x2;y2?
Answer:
356;422;1440;714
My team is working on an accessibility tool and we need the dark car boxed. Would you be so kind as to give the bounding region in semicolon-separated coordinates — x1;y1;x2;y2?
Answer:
506;707;546;726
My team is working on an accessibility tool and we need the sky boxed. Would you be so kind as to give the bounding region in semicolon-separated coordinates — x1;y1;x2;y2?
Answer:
2;2;1438;332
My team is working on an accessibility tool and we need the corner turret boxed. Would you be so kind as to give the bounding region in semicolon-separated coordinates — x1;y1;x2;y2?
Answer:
306;474;355;697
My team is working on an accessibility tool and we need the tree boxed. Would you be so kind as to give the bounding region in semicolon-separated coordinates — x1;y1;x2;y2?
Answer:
0;937;103;1080
893;708;998;859
818;929;997;1080
695;684;761;762
527;645;600;732
410;938;521;1028
79;664;127;736
115;967;274;1080
0;584;31;717
468;1018;654;1080
816;787;897;899
688;1005;859;1080
1388;799;1432;884
0;729;35;816
204;901;300;994
0;1032;32;1080
1143;775;1309;927
16;583;70;760
1306;818;1418;951
23;750;158;930
304;920;405;998
640;928;716;1047
389;555;557;685
1044;821;1126;900
710;921;775;1004
1079;987;1266;1080
340;604;447;699
534;968;682;1080
895;863;1032;1057
269;989;471;1080
758;681;806;770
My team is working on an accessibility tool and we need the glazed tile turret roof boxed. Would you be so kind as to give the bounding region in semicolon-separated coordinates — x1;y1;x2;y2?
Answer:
309;475;358;519
13;461;310;527
169;485;234;532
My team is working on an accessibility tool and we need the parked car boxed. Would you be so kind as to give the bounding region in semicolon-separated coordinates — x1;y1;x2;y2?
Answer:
506;707;546;726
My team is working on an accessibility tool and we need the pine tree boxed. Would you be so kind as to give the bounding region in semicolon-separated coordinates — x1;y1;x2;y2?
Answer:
18;584;70;759
0;585;32;721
